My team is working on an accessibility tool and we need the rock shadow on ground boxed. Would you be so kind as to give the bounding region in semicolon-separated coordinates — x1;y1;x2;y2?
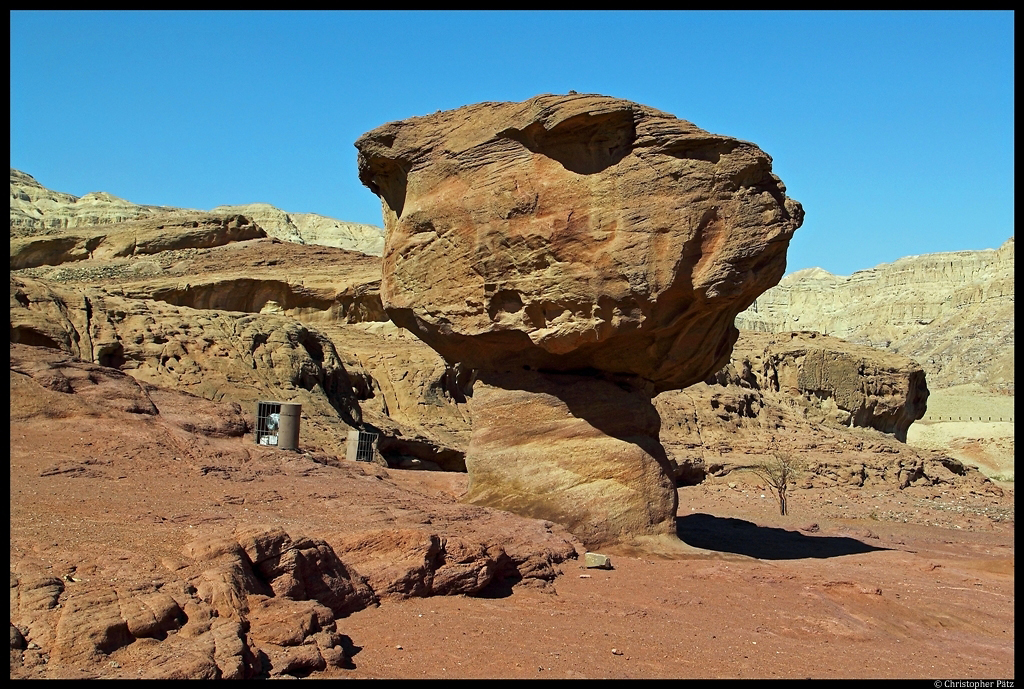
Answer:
676;514;889;560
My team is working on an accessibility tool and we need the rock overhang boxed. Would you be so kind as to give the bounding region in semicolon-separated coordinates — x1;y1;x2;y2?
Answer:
355;93;803;393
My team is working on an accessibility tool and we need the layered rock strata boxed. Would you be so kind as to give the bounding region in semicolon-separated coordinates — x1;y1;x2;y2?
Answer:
713;331;930;441
10;168;178;235
735;238;1014;393
9;234;472;470
10;276;366;453
465;370;677;548
657;331;943;486
11;168;385;256
10;214;264;270
356;93;803;550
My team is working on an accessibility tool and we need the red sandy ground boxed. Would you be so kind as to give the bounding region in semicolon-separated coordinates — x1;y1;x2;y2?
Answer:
340;472;1014;679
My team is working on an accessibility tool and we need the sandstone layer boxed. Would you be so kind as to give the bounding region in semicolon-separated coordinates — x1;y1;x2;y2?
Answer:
10;275;366;453
736;238;1014;393
465;369;677;549
8;210;976;491
11;214;265;270
357;93;804;549
655;332;975;491
10;246;959;490
11;168;385;256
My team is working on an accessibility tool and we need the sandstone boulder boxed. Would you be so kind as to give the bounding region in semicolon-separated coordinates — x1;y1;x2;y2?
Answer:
356;94;803;550
357;93;803;391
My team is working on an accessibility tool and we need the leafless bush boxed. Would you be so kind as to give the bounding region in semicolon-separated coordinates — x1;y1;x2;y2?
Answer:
752;441;802;516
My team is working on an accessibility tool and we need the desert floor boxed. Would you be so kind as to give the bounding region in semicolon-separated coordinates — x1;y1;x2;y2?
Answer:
334;471;1014;680
10;411;1013;679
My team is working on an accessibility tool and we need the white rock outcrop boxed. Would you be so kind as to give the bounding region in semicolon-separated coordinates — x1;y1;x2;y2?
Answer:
11;169;177;235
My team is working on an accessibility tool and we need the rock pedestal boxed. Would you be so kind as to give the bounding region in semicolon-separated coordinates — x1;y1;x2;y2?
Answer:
465;370;677;549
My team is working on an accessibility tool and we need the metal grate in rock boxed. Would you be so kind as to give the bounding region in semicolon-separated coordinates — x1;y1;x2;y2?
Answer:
255;401;282;446
355;431;377;461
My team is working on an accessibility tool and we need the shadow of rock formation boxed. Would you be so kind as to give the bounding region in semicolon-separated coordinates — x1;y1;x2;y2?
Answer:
676;514;889;560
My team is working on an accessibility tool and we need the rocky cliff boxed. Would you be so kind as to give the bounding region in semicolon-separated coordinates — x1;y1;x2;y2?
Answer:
10;226;472;470
11;169;385;256
11;214;265;270
655;331;977;492
707;331;929;441
736;238;1014;393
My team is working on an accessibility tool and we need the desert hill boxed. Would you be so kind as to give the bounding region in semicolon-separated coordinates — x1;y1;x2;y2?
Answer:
10;168;385;256
735;240;1014;480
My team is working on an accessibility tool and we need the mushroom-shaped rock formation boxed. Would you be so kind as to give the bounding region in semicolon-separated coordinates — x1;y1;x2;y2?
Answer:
356;93;803;552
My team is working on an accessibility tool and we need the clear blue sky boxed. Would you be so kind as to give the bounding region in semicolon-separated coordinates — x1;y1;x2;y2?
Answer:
10;11;1014;276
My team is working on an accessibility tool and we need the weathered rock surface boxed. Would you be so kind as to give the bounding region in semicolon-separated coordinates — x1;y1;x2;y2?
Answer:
8;163;1014;679
356;93;803;549
318;320;473;471
10;276;366;452
9;342;579;678
11;168;385;256
736;238;1014;393
357;93;803;390
728;331;929;441
659;375;994;495
9;236;471;469
12;167;992;496
653;332;989;492
10;213;265;270
466;369;678;550
211;203;385;256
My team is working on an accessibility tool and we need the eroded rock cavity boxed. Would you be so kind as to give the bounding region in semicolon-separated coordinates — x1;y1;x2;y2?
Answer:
355;93;803;550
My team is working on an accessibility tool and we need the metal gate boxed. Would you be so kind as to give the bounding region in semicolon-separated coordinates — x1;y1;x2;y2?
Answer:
255;401;301;450
256;401;282;446
346;429;378;462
